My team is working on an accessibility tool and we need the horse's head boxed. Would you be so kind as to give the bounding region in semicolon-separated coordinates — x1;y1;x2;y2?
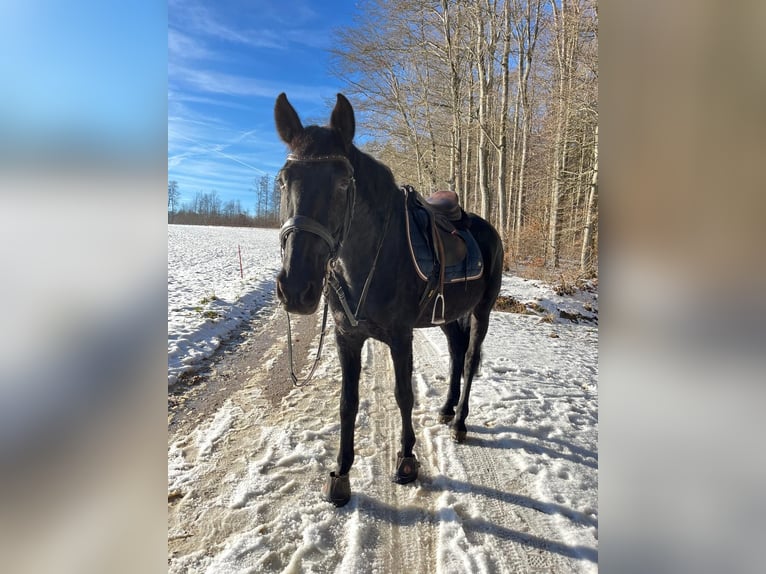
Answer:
274;92;356;314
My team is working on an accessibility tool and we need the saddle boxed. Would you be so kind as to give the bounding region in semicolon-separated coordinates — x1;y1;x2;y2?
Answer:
403;186;482;324
417;190;468;267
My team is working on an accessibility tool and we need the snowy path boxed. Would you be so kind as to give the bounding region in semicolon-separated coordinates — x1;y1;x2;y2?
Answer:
168;305;598;573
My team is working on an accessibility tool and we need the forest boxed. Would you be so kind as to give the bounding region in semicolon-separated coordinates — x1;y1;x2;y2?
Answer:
332;0;597;273
167;176;281;228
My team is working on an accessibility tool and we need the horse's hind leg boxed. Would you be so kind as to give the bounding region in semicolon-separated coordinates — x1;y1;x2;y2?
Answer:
451;311;490;443
438;319;470;424
389;331;419;484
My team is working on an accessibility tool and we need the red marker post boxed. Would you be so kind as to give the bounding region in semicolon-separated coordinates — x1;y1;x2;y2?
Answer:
238;244;244;278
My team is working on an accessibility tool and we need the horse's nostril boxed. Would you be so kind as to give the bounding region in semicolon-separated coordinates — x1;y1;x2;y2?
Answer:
276;272;288;303
301;281;317;304
276;272;320;314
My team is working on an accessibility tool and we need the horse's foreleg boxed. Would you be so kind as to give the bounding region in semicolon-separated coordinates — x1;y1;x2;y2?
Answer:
389;331;419;484
452;313;490;443
439;320;470;423
322;331;363;507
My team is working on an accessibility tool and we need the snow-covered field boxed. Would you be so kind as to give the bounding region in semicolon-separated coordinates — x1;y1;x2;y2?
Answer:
168;225;281;385
168;224;598;572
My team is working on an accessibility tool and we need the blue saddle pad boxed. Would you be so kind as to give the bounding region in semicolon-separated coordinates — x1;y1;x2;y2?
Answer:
406;208;483;283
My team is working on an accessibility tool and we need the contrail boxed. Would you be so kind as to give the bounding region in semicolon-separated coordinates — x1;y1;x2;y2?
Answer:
173;133;269;175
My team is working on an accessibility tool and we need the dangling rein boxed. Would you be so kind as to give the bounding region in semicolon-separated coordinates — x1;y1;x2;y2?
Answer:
284;295;330;388
280;154;392;387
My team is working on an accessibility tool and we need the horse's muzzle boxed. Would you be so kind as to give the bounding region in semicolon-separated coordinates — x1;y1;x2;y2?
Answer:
276;270;322;315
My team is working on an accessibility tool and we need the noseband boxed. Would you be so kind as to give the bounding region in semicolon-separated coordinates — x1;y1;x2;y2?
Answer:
279;154;356;259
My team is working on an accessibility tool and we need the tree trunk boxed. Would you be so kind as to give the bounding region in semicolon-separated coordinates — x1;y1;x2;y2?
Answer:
507;85;520;243
441;0;463;195
513;0;543;261
546;0;577;269
580;124;598;273
475;8;491;220
496;0;512;245
571;129;588;249
463;87;475;209
390;73;425;188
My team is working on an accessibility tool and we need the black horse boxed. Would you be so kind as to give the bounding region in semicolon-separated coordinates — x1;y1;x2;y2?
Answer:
275;93;503;507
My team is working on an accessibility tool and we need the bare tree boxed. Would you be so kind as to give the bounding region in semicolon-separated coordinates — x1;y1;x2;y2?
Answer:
471;0;500;222
511;0;543;258
580;124;597;273
496;0;513;241
271;175;282;223
168;180;180;215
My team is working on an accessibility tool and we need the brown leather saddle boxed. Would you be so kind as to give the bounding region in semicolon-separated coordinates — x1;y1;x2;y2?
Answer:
422;191;468;266
403;186;472;324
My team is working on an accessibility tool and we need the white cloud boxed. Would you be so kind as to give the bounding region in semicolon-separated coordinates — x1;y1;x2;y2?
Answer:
168;28;215;62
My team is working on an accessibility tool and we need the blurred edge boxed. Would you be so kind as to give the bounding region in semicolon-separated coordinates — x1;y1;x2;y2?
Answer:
2;0;766;573
602;1;766;573
0;1;167;573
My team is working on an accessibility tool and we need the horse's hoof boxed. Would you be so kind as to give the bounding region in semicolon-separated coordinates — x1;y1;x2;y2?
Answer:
392;451;419;484
321;472;351;507
438;413;455;424
451;429;467;443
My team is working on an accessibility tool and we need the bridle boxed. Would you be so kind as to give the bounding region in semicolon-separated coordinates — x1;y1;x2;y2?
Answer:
278;154;356;260
279;152;391;386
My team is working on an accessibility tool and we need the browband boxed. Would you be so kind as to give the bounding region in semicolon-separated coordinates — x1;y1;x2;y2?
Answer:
286;153;348;161
286;154;354;171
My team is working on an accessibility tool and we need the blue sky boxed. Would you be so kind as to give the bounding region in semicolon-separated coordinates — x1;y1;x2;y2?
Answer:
0;1;166;162
168;0;359;211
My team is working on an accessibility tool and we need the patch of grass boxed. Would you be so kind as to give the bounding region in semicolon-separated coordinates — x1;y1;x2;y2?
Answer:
529;302;546;314
494;295;527;314
199;293;218;305
201;310;219;320
540;313;556;324
553;279;577;296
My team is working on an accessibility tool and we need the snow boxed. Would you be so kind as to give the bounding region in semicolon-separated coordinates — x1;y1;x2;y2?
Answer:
167;224;281;385
500;275;598;325
168;224;598;572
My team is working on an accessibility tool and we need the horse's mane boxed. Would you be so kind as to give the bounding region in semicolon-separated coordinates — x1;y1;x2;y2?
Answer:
348;144;398;195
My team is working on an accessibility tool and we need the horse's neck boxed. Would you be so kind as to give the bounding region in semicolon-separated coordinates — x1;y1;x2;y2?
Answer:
337;154;400;283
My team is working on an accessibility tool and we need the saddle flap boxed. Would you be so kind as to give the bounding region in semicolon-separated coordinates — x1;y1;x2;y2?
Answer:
437;227;468;267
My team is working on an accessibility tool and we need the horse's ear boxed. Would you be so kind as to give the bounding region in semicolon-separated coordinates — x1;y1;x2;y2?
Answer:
330;93;355;149
274;92;303;146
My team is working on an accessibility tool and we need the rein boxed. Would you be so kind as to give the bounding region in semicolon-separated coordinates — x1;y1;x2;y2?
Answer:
280;153;391;386
284;293;330;387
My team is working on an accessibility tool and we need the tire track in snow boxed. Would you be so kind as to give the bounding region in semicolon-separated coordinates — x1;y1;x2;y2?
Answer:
169;307;597;573
414;329;538;573
352;338;439;573
415;322;598;573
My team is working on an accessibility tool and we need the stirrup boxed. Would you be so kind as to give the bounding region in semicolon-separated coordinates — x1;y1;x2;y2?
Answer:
431;292;446;325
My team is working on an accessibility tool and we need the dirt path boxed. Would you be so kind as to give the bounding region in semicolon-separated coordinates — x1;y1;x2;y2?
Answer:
168;303;597;573
168;303;318;437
